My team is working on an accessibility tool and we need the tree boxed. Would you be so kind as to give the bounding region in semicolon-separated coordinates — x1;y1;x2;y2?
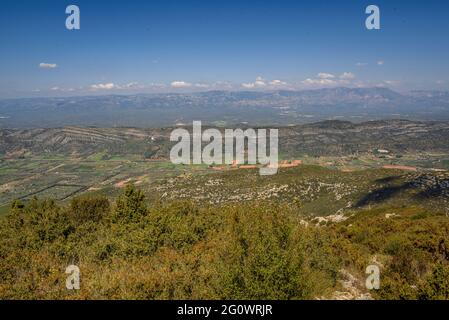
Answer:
68;195;110;224
112;184;147;223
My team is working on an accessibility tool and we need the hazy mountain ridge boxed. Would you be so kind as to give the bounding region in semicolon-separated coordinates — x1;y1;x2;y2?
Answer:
1;87;449;128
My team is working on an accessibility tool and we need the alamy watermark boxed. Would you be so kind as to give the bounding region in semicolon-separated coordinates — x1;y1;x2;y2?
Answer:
65;4;380;30
64;4;379;32
365;265;380;290
365;5;381;30
66;5;80;30
170;121;279;176
66;265;80;290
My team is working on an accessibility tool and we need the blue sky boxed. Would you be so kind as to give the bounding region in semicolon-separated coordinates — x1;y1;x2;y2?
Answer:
0;0;449;98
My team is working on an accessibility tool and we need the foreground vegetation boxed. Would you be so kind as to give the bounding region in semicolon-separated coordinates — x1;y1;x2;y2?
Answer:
0;184;448;300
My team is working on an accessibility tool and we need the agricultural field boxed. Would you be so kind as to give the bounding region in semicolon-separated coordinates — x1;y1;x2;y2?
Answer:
0;157;207;214
1;152;448;219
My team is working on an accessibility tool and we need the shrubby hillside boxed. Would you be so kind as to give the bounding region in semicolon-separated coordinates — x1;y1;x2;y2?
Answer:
0;184;448;300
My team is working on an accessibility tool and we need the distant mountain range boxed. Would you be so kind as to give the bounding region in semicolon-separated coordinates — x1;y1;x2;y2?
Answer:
1;87;449;128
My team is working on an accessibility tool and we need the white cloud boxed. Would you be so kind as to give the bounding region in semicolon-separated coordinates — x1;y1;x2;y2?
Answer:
339;72;356;80
241;82;256;89
241;76;268;89
270;79;288;86
48;86;75;92
318;73;335;79
302;71;357;87
171;81;192;88
377;61;384;66
302;72;342;86
302;78;336;86
90;83;118;90
39;63;58;69
356;62;368;67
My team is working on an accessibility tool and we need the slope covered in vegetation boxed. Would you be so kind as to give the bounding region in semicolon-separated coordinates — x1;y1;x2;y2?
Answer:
0;183;448;300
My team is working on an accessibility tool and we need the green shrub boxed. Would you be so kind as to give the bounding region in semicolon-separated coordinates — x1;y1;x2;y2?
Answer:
112;184;147;223
419;263;449;300
68;195;110;224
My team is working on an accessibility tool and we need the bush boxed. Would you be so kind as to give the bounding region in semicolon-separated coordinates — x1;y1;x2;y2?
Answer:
68;195;110;224
112;184;147;223
419;263;449;300
1;186;448;300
